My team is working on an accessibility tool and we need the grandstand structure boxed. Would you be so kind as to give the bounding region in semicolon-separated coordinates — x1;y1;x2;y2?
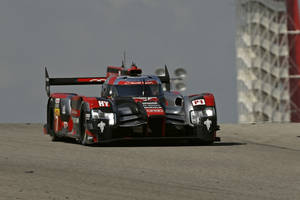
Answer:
236;0;300;122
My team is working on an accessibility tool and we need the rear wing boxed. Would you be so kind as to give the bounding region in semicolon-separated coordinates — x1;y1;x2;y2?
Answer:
45;65;171;96
45;68;106;97
158;65;171;91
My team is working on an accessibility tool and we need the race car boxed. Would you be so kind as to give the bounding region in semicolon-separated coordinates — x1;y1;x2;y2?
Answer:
44;64;220;145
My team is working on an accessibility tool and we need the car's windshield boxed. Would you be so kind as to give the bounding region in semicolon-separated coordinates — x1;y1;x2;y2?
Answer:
114;84;162;97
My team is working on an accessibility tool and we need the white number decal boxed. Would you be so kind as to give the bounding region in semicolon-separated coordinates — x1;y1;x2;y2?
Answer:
98;101;110;107
192;99;205;106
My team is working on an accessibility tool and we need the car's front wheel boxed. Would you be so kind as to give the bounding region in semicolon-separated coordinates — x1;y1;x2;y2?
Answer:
50;130;59;141
79;109;89;146
188;125;214;145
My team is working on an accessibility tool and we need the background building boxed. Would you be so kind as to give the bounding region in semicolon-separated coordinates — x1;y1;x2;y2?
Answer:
236;0;300;122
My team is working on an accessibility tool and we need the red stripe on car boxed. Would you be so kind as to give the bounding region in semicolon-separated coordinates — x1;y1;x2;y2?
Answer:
77;78;106;83
108;76;117;85
51;93;74;99
145;108;165;117
133;97;159;103
86;130;97;143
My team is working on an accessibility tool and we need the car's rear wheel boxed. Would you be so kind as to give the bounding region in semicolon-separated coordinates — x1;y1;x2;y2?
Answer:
48;104;60;142
50;131;59;141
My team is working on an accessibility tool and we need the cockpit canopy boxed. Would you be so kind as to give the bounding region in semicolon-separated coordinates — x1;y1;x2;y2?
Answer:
102;75;163;97
102;84;163;97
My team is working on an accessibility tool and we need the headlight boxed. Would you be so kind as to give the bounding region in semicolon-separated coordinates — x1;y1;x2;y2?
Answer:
190;108;215;124
190;110;202;124
91;110;116;125
104;113;116;125
91;110;103;119
205;108;214;117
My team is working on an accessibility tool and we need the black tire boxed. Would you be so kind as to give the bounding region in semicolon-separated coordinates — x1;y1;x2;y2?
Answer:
50;119;62;142
47;99;60;142
79;108;88;146
188;126;214;145
50;131;59;141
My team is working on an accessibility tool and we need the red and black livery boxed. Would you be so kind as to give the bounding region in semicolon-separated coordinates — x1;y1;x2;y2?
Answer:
44;64;220;145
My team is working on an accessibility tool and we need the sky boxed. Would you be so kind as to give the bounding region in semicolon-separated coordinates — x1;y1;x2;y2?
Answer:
0;0;236;123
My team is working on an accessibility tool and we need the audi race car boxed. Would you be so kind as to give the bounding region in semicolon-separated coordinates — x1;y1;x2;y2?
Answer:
44;64;220;145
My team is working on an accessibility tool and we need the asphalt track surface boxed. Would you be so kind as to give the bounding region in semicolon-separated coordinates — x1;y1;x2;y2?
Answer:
0;123;299;200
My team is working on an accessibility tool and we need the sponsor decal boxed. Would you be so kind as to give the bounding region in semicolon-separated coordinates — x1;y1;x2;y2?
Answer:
141;101;164;116
133;97;159;102
98;121;106;133
63;122;68;129
145;81;158;85
142;102;162;109
85;113;91;120
133;97;147;102
98;101;110;107
55;108;60;116
204;119;212;131
118;81;157;85
77;78;106;82
55;98;60;104
142;102;159;105
147;97;159;101
146;108;164;113
145;108;165;117
192;99;205;106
